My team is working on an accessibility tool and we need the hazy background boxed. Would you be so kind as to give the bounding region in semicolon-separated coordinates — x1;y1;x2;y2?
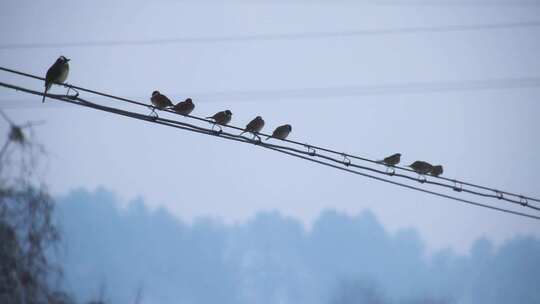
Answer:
1;0;540;302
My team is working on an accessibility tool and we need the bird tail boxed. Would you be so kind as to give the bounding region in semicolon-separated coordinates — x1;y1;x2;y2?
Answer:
42;87;48;103
240;131;246;136
375;159;384;164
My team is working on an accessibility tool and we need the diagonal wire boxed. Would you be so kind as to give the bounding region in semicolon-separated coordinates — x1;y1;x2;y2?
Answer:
1;66;539;208
1;21;539;50
0;80;539;221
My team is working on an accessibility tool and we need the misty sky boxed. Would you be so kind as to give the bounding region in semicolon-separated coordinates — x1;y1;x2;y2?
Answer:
1;0;540;254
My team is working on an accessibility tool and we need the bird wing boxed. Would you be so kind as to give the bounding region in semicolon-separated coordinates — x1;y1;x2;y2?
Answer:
45;62;63;88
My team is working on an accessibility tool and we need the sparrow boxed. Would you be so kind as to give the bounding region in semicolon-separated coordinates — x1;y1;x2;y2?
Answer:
173;98;195;115
206;110;232;125
430;165;444;177
377;153;401;166
150;91;174;109
240;116;265;136
42;56;70;103
266;124;292;141
408;161;433;175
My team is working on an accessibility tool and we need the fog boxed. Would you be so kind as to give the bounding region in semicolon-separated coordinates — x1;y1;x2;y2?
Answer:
54;188;540;304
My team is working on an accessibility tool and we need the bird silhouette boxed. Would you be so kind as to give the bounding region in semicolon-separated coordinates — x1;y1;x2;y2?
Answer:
266;124;292;141
173;98;195;115
240;116;265;137
377;153;401;166
430;165;444;177
207;110;232;125
150;91;174;109
408;161;433;175
42;56;70;103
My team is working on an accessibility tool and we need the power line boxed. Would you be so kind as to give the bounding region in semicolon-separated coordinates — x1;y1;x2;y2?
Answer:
358;0;540;5
1;70;540;107
1;21;539;50
1;80;539;221
1;66;539;208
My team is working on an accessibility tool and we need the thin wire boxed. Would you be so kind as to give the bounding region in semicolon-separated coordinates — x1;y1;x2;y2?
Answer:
1;66;539;206
358;0;540;5
1;80;539;221
2;67;540;105
1;21;539;50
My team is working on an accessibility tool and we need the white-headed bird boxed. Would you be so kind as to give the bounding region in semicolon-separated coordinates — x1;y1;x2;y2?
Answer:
408;161;433;175
240;116;265;136
173;98;195;115
266;124;292;141
42;56;70;103
150;91;174;109
377;153;401;166
207;110;232;125
430;165;444;177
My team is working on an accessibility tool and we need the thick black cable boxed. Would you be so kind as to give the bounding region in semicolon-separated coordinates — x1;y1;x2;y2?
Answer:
1;21;539;50
1;66;539;206
1;80;539;221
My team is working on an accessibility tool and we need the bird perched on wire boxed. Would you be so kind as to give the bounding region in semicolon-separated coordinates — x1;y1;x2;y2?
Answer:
207;110;232;125
266;124;292;141
42;56;70;103
173;98;195;115
240;116;265;137
150;91;174;109
377;153;401;166
430;165;444;177
408;161;433;175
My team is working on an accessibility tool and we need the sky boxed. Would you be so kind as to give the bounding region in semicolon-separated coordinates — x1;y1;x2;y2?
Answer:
1;0;540;254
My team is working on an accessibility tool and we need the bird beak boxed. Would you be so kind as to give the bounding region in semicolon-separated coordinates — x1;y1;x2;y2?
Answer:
65;58;71;62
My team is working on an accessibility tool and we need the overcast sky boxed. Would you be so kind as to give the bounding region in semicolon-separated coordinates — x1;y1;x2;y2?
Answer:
1;0;539;254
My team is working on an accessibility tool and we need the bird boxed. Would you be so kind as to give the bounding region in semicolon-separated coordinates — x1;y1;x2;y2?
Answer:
240;116;265;136
150;91;174;109
430;165;444;177
42;56;70;103
408;161;433;175
173;98;195;115
206;110;232;125
266;124;292;141
377;153;401;166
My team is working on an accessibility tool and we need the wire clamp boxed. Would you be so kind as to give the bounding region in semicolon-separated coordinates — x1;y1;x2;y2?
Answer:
519;196;528;207
211;124;223;135
495;190;504;200
304;144;316;156
452;180;463;192
252;135;262;145
147;107;159;120
341;153;351;167
417;175;426;184
66;85;79;100
386;167;395;176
